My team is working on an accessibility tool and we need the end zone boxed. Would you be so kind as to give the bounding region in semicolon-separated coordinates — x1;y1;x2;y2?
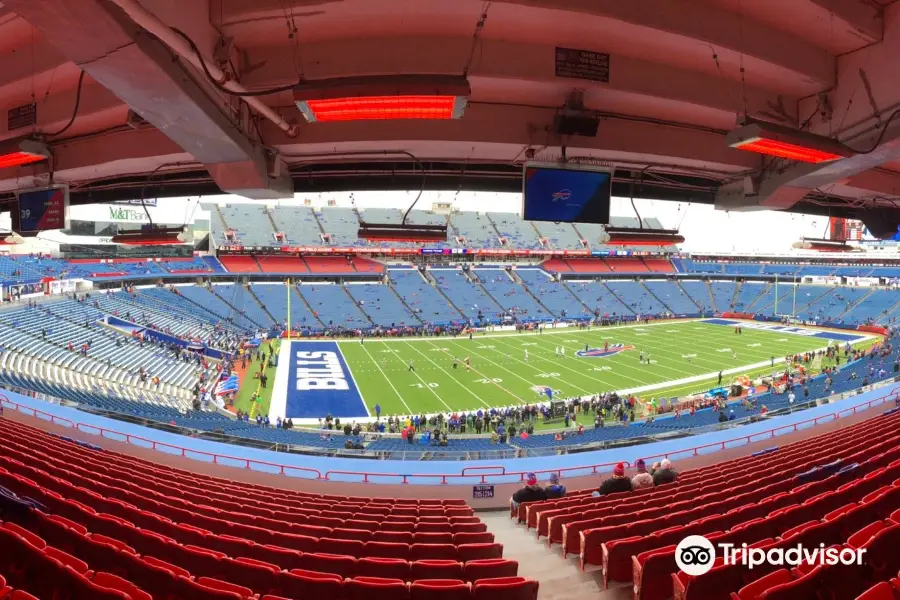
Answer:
700;318;872;343
269;341;368;420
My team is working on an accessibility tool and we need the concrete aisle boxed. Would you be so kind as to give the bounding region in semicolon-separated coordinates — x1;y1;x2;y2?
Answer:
479;510;632;600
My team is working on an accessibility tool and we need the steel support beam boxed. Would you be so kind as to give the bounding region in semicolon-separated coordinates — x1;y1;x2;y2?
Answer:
4;0;291;199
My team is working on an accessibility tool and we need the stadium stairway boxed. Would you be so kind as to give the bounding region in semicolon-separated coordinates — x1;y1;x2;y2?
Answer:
478;511;608;600
246;285;280;325
509;270;558;318
423;270;468;319
291;284;327;329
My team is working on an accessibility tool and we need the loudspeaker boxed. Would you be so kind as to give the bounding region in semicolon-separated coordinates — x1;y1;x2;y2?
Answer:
554;114;599;137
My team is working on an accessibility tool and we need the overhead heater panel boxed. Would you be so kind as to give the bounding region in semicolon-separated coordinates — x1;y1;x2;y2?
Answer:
294;75;470;122
726;118;853;164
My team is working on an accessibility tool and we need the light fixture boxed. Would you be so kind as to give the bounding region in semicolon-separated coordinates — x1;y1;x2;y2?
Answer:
792;238;854;252
726;117;852;164
358;223;448;243
0;139;51;169
294;75;469;123
0;231;24;245
603;227;685;246
111;226;188;246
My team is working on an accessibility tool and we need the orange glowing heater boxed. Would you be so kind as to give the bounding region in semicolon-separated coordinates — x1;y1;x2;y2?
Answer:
726;117;852;164
0;139;51;169
294;75;470;123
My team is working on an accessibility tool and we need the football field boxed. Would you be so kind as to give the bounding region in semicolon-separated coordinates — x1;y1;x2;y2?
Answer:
265;319;875;422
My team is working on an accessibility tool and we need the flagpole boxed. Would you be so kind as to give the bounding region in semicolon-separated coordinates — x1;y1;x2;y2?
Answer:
792;279;797;318
774;273;778;315
286;278;291;339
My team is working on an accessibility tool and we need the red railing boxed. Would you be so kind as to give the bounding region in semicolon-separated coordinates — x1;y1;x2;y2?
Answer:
2;386;898;485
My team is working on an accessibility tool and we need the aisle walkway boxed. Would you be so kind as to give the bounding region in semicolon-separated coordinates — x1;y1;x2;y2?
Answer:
479;510;629;599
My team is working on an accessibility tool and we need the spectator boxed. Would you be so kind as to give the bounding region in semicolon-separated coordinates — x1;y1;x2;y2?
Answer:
545;473;566;499
593;462;633;496
511;472;546;510
631;459;654;490
651;459;678;486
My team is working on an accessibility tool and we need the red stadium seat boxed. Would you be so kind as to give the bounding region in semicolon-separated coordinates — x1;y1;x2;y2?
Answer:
457;543;502;562
300;552;357;578
276;570;344;599
414;532;454;545
196;577;254;600
472;577;539;600
410;560;463;581
92;572;153;600
463;559;519;582
317;537;365;556
453;532;494;545
364;541;411;559
856;582;900;600
244;543;303;571
345;577;410;600
273;531;318;552
372;531;415;544
410;579;471;600
228;557;280;593
411;543;457;560
356;557;412;581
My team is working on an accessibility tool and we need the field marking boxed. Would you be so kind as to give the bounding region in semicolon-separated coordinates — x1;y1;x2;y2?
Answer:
266;339;291;420
359;343;413;414
435;340;555;402
384;344;453;412
485;335;620;391
403;341;491;408
334;342;370;418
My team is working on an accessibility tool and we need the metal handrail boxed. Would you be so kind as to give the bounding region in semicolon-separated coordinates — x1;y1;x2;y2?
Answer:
3;386;898;484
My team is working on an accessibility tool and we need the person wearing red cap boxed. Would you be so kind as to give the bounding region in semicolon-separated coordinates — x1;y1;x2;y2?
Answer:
511;472;547;510
594;462;633;497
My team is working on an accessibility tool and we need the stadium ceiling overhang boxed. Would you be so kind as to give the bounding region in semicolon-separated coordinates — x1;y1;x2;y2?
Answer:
0;0;897;232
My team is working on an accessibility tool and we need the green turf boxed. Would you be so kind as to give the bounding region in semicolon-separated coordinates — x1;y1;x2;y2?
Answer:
335;321;874;419
233;340;280;417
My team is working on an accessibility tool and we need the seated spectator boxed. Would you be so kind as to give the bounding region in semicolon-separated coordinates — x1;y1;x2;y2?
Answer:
631;459;654;490
545;473;566;499
593;462;633;497
511;472;546;509
651;459;678;486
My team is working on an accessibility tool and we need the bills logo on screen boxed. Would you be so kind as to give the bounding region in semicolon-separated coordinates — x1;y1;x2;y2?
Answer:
576;343;635;358
532;385;553;394
551;189;572;202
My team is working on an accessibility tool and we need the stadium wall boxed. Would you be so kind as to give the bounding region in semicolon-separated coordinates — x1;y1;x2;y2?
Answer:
3;385;897;508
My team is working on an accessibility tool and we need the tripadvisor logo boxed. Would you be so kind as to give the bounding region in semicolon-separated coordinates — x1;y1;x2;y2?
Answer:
675;535;866;576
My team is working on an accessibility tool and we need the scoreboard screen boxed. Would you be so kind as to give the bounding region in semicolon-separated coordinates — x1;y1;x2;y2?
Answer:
15;185;70;235
522;162;612;224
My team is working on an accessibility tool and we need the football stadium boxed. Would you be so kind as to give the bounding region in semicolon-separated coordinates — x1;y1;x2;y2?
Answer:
2;2;900;599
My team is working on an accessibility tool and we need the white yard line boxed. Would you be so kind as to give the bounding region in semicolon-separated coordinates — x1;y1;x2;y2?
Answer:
403;341;492;408
335;342;369;417
267;340;290;420
383;342;453;412
431;340;540;402
360;343;413;414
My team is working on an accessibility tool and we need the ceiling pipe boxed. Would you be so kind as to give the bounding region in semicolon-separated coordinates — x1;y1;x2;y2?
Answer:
107;0;298;138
